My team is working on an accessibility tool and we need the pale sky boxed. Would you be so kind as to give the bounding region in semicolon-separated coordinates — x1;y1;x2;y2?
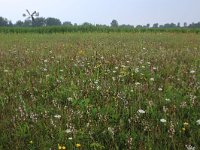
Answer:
0;0;200;26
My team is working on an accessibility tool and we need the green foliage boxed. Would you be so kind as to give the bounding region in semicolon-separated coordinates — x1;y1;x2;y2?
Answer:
0;32;200;149
0;26;200;33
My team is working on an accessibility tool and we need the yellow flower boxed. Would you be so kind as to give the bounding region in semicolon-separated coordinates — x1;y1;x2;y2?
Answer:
29;140;33;144
182;127;185;131
58;144;62;150
62;146;66;149
76;143;81;148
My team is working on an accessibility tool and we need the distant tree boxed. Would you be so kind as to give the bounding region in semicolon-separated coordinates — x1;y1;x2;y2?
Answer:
45;17;61;26
111;19;118;27
184;22;187;27
177;22;180;27
153;23;159;28
63;21;72;26
146;23;150;28
162;23;176;28
8;21;13;27
32;17;46;27
0;17;8;26
15;20;24;27
136;25;143;28
82;22;92;26
23;20;32;27
120;24;134;28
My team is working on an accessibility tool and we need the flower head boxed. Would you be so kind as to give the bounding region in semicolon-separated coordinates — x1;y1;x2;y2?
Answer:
138;109;145;114
196;119;200;125
54;114;61;119
160;119;167;123
76;143;81;148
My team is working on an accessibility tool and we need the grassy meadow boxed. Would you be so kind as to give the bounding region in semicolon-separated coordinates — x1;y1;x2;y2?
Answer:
0;32;200;149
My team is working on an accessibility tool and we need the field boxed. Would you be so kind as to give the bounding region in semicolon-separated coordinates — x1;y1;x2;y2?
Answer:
0;32;200;149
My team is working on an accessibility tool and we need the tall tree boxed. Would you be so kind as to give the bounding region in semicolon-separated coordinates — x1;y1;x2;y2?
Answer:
184;22;187;27
0;17;8;26
32;17;46;27
111;19;118;27
153;23;159;28
63;21;72;26
45;17;61;26
15;20;24;27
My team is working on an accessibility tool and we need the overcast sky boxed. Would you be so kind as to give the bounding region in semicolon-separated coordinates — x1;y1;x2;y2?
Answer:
0;0;200;26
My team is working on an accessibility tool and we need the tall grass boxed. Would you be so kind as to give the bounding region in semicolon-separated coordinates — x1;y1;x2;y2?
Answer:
0;26;200;33
0;32;200;149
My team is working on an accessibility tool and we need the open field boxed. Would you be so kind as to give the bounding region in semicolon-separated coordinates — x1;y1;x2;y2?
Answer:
0;32;200;149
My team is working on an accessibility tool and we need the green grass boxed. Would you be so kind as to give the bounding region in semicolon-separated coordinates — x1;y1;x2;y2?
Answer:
0;32;200;149
0;26;200;34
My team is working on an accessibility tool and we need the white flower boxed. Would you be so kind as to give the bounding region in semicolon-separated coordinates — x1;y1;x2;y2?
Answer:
190;70;195;74
135;82;141;86
196;119;200;125
165;98;171;102
68;137;73;140
135;68;139;73
158;88;163;91
43;68;47;72
150;78;154;81
44;59;48;63
108;127;114;135
185;145;195;150
54;114;61;119
160;119;167;123
138;109;145;114
67;97;73;101
153;67;157;70
115;67;119;70
65;129;72;133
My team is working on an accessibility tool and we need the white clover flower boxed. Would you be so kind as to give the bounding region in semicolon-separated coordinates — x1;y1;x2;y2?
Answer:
94;80;99;84
112;77;116;81
115;67;119;70
138;109;145;114
158;88;163;91
196;119;200;125
150;78;154;81
135;68;139;73
65;129;72;133
190;70;195;74
67;97;73;101
185;145;195;150
135;82;141;86
54;114;61;119
160;119;167;123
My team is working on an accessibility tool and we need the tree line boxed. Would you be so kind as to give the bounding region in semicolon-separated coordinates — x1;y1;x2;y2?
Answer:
0;16;200;28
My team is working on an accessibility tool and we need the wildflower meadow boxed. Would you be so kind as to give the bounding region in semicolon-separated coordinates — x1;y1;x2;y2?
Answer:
0;32;199;149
